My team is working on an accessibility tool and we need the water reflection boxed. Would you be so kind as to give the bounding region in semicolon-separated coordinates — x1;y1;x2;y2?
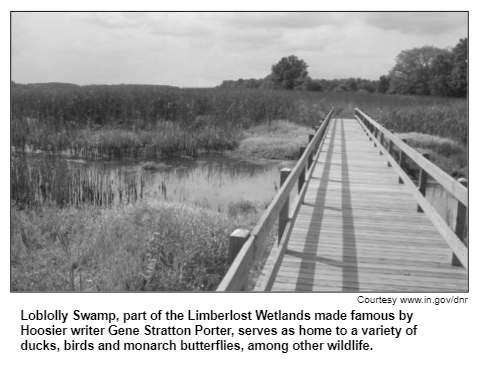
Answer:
14;151;296;211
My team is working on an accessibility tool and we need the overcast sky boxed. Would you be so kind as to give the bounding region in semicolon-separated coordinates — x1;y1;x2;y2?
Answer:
11;12;467;87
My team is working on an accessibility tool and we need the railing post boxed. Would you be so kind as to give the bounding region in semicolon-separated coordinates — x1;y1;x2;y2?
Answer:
298;147;306;194
228;228;250;290
379;132;384;155
417;153;430;212
308;134;314;170
452;178;468;266
387;131;394;166
313;126;319;149
279;168;291;244
398;139;407;183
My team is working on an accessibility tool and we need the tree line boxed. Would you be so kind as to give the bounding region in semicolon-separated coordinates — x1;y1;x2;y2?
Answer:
218;38;467;98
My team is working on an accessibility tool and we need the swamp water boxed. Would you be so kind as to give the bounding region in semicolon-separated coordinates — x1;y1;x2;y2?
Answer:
12;151;296;212
12;152;457;229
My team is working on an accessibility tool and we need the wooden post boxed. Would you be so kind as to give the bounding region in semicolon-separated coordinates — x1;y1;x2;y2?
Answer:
298;148;306;194
313;126;319;149
417;153;430;212
228;229;250;265
279;168;291;244
308;134;314;170
228;229;250;290
452;178;468;266
387;131;394;166
398;139;407;183
379;132;384;155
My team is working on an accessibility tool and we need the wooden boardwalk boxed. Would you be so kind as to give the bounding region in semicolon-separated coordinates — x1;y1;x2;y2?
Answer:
256;118;467;292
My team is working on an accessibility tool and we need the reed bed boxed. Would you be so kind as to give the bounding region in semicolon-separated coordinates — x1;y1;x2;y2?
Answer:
319;92;467;144
11;84;328;157
376;101;467;144
11;154;144;209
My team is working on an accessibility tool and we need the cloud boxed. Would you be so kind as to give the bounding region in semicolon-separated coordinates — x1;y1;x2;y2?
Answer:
217;12;349;29
362;12;467;35
78;12;213;38
12;12;468;87
76;12;144;29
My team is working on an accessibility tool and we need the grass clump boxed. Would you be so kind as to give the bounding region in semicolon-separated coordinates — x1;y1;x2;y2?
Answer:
11;198;279;292
236;120;313;160
397;132;467;178
11;201;238;291
377;101;467;145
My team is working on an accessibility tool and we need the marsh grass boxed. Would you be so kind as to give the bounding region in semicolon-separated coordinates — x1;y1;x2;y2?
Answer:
397;132;467;178
11;197;280;291
378;101;467;145
11;154;143;209
11;201;237;291
235;120;313;160
11;85;328;157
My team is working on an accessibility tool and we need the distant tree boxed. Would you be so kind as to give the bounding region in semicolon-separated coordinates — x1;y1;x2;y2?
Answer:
388;46;445;95
377;75;391;94
260;74;275;89
449;38;468;97
270;55;309;90
429;50;455;96
357;79;376;93
304;78;323;92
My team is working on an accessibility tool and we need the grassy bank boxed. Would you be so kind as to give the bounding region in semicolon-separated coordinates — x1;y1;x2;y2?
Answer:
235;120;313;160
397;132;467;178
378;101;467;145
11;199;276;292
319;92;467;144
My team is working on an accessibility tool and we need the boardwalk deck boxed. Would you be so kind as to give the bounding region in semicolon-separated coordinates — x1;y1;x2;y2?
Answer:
256;118;467;292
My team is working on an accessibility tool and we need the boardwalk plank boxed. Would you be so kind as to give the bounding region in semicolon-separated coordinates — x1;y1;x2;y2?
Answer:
256;118;467;292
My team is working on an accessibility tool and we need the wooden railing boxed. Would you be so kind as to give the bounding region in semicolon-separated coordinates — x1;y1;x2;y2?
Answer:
354;108;468;269
217;108;335;291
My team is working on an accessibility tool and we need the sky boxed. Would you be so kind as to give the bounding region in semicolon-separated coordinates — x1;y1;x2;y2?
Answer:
11;12;468;87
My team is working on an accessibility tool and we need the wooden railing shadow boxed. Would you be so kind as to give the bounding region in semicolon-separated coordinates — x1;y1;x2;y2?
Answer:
355;108;468;270
216;108;335;291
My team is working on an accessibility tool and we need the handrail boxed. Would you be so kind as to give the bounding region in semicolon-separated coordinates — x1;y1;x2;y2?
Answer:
354;108;468;269
355;108;467;207
257;120;330;291
217;107;335;291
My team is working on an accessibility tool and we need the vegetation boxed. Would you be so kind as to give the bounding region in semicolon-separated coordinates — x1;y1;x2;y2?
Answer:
219;55;379;93
11;84;328;157
219;38;468;97
376;100;467;144
269;55;310;90
235;120;313;160
11;201;239;291
385;38;468;97
396;132;467;178
11;197;278;292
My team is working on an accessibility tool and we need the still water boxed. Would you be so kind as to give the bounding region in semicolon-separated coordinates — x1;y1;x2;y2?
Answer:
16;151;455;227
17;151;296;211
